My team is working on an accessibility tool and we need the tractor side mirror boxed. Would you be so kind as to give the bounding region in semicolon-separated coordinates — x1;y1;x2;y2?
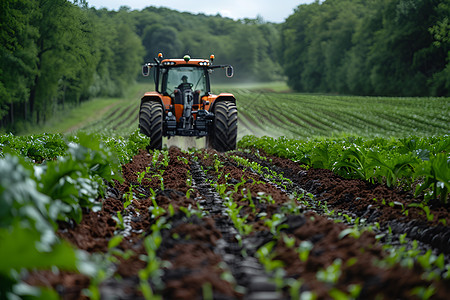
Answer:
142;65;150;76
226;66;234;78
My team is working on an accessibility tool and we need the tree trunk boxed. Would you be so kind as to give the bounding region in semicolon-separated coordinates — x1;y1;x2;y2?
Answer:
9;102;14;126
29;74;39;123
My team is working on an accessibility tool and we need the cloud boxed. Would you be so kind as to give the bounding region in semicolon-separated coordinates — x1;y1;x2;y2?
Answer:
87;0;312;23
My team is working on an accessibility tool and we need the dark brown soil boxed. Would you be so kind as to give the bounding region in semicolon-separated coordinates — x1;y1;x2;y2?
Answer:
26;147;450;299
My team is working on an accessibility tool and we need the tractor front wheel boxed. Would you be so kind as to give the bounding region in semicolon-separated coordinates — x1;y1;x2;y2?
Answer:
139;101;163;150
207;101;237;152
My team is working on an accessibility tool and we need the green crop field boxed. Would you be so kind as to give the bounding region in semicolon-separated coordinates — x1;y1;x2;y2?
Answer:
23;83;449;141
218;86;450;139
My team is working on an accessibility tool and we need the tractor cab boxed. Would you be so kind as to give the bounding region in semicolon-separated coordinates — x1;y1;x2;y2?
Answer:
140;54;237;151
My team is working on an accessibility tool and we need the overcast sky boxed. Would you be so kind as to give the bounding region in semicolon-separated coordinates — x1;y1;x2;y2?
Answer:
86;0;314;23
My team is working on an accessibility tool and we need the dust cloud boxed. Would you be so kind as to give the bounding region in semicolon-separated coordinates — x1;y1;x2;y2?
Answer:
163;136;207;151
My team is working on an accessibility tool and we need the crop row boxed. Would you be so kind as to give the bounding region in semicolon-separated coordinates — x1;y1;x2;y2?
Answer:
222;87;450;139
78;99;139;136
238;135;450;204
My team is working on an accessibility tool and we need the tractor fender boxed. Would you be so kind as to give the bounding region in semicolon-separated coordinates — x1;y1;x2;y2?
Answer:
139;92;170;114
140;92;166;111
209;93;236;112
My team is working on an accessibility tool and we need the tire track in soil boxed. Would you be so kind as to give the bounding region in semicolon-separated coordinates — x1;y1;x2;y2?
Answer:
190;159;282;300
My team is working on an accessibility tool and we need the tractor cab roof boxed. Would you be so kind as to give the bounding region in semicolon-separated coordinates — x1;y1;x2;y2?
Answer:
161;58;211;67
142;54;233;77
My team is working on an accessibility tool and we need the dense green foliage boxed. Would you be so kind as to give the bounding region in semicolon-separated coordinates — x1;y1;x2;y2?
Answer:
0;0;145;132
238;135;450;203
0;130;148;298
281;0;450;96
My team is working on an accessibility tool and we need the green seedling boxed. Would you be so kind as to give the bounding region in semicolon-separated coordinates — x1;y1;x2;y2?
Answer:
186;188;194;199
107;235;134;263
256;191;275;204
139;219;168;300
152;174;164;191
256;241;285;271
186;170;193;187
161;151;169;168
149;196;166;219
213;154;222;173
122;185;134;209
136;170;146;185
408;202;434;222
398;233;407;244
282;234;296;248
297;240;313;262
202;282;213;300
114;211;126;230
168;203;175;217
179;204;205;219
241;189;256;214
151;150;160;168
264;213;288;235
410;285;436;300
329;284;362;300
316;258;342;284
286;278;303;300
177;156;189;165
215;183;228;197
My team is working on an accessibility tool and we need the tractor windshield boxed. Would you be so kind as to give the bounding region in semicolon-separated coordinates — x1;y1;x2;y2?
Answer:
164;67;207;96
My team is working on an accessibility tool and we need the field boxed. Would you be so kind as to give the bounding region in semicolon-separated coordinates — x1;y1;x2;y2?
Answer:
1;84;450;299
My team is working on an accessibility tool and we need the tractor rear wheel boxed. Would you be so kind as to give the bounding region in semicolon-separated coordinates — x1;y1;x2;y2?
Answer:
139;101;163;150
207;101;237;152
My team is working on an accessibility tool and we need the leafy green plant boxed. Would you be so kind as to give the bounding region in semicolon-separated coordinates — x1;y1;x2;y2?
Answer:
368;151;417;187
152;174;164;191
123;185;134;209
316;259;342;284
256;241;285;272
408;203;435;222
139;218;169;300
410;285;436;300
297;241;313;262
264;213;288;235
333;146;371;180
414;153;449;204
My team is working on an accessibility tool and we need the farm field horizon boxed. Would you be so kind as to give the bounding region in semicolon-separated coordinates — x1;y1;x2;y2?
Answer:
17;82;450;142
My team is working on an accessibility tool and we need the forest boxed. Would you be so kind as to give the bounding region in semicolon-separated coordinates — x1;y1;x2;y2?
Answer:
1;0;449;132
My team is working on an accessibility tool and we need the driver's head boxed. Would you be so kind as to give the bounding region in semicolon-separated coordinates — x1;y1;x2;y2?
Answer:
181;75;188;82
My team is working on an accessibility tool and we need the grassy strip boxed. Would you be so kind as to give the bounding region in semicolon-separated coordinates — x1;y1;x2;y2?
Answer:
19;84;149;136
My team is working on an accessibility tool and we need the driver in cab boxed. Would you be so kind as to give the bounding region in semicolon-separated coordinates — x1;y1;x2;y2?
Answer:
177;75;193;91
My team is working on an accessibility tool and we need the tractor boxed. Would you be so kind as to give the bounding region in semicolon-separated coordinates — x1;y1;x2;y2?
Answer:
139;53;237;151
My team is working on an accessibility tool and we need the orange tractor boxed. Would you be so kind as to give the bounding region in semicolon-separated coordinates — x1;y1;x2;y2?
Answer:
139;53;237;151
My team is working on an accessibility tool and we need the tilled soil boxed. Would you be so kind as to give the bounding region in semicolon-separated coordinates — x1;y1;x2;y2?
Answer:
26;147;450;299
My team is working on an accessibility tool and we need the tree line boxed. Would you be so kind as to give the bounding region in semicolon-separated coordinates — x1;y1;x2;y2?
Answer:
0;1;282;132
0;0;145;132
281;0;450;96
1;0;449;132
